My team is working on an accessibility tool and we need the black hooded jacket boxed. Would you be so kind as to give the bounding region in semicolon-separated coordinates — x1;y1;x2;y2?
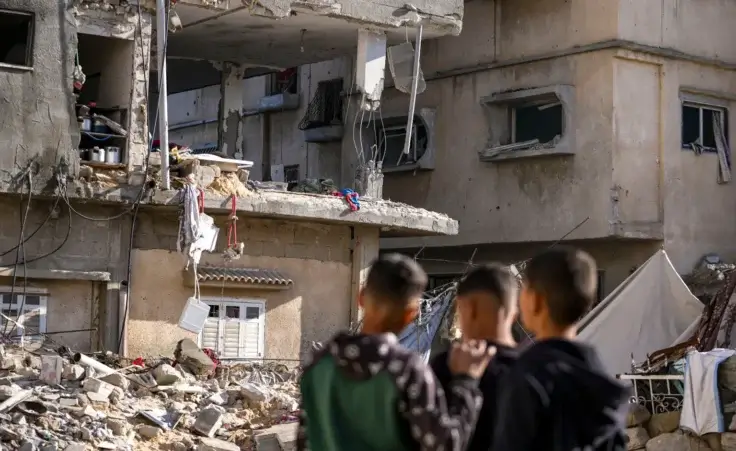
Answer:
491;339;631;451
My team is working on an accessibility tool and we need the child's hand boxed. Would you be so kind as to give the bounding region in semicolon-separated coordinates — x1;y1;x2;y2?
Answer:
448;340;496;379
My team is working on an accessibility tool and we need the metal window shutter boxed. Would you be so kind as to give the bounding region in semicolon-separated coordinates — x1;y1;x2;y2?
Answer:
221;321;242;359
201;319;219;351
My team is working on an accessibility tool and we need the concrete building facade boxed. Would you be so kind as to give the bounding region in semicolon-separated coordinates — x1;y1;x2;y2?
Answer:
174;0;736;296
0;0;461;360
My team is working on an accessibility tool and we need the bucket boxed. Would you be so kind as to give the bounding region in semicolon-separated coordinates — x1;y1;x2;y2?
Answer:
105;146;121;164
90;147;106;163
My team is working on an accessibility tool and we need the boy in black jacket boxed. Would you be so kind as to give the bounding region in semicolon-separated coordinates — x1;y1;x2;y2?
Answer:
430;263;519;451
491;247;630;451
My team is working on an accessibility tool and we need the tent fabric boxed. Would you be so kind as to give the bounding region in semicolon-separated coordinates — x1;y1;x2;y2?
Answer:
578;250;704;376
680;349;736;435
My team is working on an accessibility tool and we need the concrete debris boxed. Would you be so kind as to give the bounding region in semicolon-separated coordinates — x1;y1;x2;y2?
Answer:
0;344;301;450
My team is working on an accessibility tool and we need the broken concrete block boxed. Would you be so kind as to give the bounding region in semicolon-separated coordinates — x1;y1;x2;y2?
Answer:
136;424;162;440
625;426;649;450
100;372;129;390
645;431;710;451
627;403;651;427
63;364;85;381
239;382;269;402
83;378;113;398
153;364;182;385
0;384;20;401
208;391;229;406
63;445;86;451
198;437;240;451
58;397;79;408
646;411;681;438
193;407;224;438
175;339;216;376
106;417;129;436
40;355;63;385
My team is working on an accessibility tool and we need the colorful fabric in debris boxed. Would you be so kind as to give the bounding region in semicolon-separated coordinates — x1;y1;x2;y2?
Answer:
332;189;360;211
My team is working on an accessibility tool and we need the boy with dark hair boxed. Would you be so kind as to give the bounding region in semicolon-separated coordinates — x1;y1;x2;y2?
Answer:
430;263;520;451
297;253;495;451
491;247;630;451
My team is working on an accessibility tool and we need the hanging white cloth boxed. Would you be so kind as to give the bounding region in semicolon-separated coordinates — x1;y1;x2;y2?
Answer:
680;348;736;436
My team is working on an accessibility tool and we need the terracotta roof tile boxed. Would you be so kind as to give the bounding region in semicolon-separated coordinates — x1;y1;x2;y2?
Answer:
196;267;293;286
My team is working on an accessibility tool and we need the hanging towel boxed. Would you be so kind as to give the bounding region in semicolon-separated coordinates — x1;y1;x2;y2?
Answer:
177;183;201;254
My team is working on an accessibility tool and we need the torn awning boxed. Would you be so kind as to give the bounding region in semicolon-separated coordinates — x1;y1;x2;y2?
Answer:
194;267;293;287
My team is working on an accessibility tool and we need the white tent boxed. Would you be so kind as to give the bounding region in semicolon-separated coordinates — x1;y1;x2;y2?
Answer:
578;250;704;376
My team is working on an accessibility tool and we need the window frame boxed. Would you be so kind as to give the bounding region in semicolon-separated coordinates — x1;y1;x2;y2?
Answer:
198;298;265;361
0;287;48;339
681;101;729;153
0;8;34;70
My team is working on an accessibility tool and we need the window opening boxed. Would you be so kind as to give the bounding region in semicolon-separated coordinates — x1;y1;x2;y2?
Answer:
512;102;563;145
284;165;300;183
376;115;428;167
299;78;344;130
269;68;299;95
682;103;729;151
0;10;33;67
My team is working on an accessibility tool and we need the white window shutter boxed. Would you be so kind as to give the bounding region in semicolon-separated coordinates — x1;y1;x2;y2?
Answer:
201;318;219;350
221;320;242;359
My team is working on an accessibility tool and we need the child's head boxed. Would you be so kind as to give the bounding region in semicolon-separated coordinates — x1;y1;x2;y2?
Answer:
520;247;597;336
455;264;518;340
359;253;428;333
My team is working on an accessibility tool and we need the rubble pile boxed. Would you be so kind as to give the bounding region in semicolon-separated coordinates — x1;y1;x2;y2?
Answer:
683;254;736;301
624;404;730;450
0;342;300;451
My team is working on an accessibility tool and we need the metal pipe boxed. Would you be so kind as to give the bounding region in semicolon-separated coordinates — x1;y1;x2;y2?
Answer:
73;352;116;376
157;0;171;190
402;24;423;155
118;285;129;356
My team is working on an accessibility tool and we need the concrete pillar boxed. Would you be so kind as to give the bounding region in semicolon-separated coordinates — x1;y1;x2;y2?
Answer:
217;62;245;158
349;227;380;328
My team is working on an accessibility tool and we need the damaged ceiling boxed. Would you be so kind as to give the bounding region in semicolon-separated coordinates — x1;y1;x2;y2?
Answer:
162;0;462;67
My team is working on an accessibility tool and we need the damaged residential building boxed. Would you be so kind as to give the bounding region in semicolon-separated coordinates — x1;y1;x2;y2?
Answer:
0;0;462;362
174;0;736;297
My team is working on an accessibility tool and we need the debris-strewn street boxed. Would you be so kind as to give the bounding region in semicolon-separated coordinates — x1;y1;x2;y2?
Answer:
0;340;300;451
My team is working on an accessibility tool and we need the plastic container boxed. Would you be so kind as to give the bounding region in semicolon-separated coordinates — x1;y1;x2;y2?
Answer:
178;297;211;333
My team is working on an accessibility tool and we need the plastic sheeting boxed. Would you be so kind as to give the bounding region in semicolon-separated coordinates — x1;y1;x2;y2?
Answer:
578;250;704;376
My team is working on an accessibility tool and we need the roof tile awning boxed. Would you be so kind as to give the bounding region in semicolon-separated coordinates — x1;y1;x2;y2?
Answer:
187;266;294;290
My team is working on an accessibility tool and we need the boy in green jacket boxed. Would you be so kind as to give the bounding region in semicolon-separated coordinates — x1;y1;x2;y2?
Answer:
297;253;493;451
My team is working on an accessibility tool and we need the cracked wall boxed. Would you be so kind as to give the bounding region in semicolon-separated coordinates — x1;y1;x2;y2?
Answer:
0;0;79;192
0;0;152;194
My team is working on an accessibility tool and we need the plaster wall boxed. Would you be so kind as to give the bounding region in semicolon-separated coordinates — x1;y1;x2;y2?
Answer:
0;0;79;190
0;197;127;274
0;277;96;351
377;51;618;245
167;84;220;147
612;51;736;272
127;214;358;360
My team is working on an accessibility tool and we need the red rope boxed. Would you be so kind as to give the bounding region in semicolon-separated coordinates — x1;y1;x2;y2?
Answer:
227;195;237;247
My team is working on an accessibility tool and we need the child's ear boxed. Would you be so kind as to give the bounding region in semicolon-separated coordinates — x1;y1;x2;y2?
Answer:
400;303;419;328
357;288;365;308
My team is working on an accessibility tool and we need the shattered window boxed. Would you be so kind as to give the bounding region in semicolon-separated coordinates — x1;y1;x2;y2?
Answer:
682;103;729;150
376;115;428;168
0;10;33;67
513;102;563;145
24;295;40;306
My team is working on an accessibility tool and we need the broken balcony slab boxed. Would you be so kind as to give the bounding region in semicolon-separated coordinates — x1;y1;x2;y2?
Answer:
56;185;458;237
164;0;463;66
147;190;459;237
